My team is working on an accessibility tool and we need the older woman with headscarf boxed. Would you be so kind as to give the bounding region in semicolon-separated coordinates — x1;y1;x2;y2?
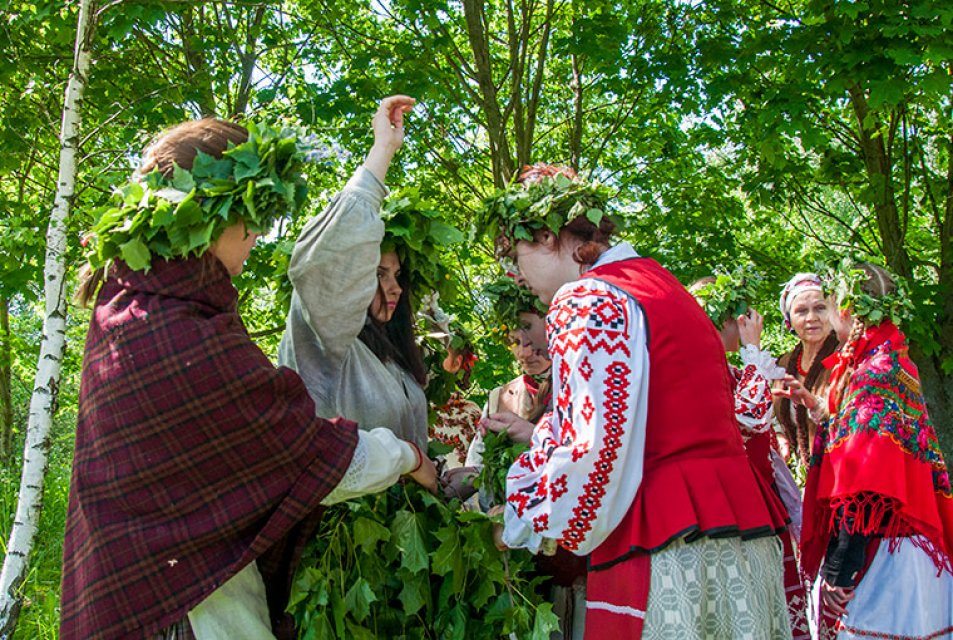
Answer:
774;273;840;468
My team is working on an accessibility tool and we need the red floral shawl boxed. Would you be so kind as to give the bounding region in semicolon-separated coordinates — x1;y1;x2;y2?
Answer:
60;257;358;639
801;320;953;579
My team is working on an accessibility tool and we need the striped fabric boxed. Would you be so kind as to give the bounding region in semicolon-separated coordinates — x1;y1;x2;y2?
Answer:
60;257;358;640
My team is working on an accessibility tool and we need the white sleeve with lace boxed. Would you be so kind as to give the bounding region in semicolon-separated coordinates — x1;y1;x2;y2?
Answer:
321;428;418;505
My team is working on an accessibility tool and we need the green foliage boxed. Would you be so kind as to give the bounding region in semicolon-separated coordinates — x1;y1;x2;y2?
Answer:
690;266;763;327
85;122;318;271
481;278;547;334
825;258;916;328
289;484;559;640
381;188;464;306
474;431;530;505
478;173;615;248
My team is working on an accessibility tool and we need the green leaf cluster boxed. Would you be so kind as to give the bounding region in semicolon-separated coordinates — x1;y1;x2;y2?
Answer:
690;265;763;327
381;188;464;306
474;431;530;505
84;121;316;271
478;173;615;247
826;258;916;328
289;483;559;640
481;277;548;334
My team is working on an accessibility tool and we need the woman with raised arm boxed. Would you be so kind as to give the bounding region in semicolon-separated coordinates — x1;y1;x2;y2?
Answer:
481;164;791;638
278;95;430;452
779;263;953;640
64;117;435;640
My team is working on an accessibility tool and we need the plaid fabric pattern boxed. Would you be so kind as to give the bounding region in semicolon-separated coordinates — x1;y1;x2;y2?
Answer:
60;257;358;640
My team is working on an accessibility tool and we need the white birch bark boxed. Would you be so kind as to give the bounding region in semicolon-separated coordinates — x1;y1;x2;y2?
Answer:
0;0;97;636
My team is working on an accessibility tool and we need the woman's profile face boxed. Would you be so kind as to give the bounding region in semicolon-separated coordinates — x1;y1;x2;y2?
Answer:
788;289;831;345
514;237;573;305
209;221;259;276
370;251;402;323
509;312;551;376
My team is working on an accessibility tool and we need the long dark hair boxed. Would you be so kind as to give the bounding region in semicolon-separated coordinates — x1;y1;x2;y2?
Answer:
358;267;427;386
776;331;839;467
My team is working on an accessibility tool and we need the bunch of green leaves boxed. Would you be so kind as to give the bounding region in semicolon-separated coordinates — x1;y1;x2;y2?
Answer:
691;265;763;327
477;173;615;245
826;258;916;328
482;277;547;334
474;431;530;505
381;188;465;306
289;483;558;640
84;121;316;271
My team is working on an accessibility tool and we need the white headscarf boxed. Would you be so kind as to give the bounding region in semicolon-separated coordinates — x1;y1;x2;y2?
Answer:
779;272;824;333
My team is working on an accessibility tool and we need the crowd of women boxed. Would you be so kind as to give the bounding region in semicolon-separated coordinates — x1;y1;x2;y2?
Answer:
61;95;953;640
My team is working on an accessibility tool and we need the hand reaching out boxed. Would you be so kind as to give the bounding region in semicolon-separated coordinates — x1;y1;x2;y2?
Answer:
480;411;535;444
406;444;439;495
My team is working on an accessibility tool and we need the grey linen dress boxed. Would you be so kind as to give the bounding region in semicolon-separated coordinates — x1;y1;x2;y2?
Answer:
278;167;428;450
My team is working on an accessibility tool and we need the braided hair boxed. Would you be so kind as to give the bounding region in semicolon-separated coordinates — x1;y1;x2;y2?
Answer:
776;331;840;467
828;263;898;410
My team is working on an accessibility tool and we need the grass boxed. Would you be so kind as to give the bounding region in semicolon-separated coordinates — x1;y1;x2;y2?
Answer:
0;449;72;640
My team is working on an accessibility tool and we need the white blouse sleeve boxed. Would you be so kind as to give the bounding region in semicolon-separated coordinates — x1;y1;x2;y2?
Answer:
502;278;649;556
321;428;418;505
734;345;785;435
287;167;387;361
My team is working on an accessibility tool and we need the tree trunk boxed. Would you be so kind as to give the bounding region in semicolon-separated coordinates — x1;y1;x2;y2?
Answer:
0;296;11;463
847;84;913;278
0;0;96;635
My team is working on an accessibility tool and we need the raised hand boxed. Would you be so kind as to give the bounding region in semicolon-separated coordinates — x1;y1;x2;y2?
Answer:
737;308;764;349
364;95;416;183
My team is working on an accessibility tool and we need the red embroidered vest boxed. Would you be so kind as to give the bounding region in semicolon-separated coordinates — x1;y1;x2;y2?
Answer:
587;257;788;570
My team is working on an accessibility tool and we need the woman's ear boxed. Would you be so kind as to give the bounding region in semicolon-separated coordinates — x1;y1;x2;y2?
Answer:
536;229;557;248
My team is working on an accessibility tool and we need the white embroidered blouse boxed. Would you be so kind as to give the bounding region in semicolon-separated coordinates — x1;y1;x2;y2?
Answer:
502;243;649;555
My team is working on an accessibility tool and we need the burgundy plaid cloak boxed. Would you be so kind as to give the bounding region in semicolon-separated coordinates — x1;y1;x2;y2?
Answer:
60;257;358;639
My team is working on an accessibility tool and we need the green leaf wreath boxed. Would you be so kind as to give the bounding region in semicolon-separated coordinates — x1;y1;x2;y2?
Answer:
690;265;762;327
84;121;317;272
477;172;616;245
826;258;916;327
482;277;548;335
381;187;464;305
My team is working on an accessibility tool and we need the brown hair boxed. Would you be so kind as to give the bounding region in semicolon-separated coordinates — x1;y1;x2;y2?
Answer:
518;164;615;265
76;119;249;307
828;263;897;409
776;331;839;467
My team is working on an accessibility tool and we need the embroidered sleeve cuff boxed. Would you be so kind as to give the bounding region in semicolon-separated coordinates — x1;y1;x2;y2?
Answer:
739;344;786;380
502;504;543;554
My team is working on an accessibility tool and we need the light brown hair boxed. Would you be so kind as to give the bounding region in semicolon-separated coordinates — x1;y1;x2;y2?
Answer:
76;119;249;307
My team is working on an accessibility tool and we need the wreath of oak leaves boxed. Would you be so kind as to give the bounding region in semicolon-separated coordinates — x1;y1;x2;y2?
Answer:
826;257;916;327
84;121;315;272
477;172;616;245
692;265;762;327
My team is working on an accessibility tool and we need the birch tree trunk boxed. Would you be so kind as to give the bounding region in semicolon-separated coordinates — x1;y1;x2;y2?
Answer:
0;0;97;635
